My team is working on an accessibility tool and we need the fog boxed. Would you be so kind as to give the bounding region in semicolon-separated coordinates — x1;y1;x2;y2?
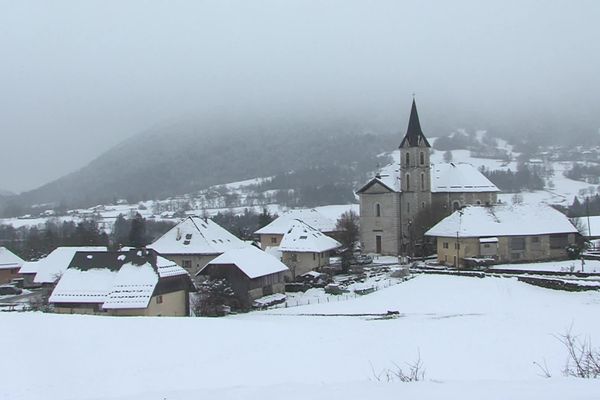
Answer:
1;0;599;193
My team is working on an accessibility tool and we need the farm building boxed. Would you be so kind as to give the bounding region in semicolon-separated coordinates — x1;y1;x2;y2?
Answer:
49;248;193;316
149;216;248;276
425;204;578;267
196;245;289;308
278;220;341;278
255;208;339;249
0;247;24;285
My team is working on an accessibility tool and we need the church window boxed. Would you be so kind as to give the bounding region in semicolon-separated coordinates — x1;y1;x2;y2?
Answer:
375;203;381;217
420;152;425;165
406;174;410;191
421;173;425;190
405;153;410;167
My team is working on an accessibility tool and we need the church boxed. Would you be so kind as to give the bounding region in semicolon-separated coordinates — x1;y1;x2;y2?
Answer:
357;100;500;256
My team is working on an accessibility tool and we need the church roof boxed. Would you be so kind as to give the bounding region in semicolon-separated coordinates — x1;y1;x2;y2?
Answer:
356;162;499;194
399;99;431;148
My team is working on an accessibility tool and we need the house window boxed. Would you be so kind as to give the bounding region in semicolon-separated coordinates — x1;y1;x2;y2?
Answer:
531;236;540;243
550;234;568;249
421;202;425;209
375;203;381;217
407;202;410;213
156;295;163;304
421;173;425;190
420;152;425;165
453;201;460;211
182;259;192;269
406;174;410;191
290;253;298;262
405;153;410;167
270;237;277;244
443;242;449;249
313;253;316;260
510;237;526;251
454;242;460;250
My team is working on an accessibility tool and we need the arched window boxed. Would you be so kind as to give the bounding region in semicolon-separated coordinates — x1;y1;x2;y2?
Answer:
405;153;410;167
453;201;460;211
421;173;425;190
420;151;425;165
375;203;381;217
406;173;410;191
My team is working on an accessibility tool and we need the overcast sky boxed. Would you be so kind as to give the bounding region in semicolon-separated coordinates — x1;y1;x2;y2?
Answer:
1;0;599;193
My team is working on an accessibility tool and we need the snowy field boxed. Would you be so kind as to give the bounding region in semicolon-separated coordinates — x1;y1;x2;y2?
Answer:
491;259;600;273
2;275;600;400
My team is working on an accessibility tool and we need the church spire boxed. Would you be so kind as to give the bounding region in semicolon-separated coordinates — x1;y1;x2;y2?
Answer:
399;98;431;148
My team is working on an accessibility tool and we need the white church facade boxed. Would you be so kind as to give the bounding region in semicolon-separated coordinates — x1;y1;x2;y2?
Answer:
357;100;500;256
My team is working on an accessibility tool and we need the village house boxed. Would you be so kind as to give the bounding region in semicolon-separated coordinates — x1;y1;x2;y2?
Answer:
21;246;108;286
255;208;339;250
196;245;289;308
149;216;248;276
0;247;24;285
278;220;342;278
425;204;578;267
357;99;499;256
49;248;193;316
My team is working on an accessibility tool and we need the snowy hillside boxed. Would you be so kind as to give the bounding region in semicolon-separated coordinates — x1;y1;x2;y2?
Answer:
2;275;600;399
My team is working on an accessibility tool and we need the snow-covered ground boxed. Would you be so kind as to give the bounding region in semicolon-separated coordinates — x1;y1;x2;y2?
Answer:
2;275;600;400
491;259;600;273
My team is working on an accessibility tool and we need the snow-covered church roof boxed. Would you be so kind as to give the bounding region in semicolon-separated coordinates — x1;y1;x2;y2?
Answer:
425;204;577;238
150;216;248;255
357;162;498;194
255;208;337;235
0;247;24;270
49;249;189;309
198;246;289;279
278;220;342;253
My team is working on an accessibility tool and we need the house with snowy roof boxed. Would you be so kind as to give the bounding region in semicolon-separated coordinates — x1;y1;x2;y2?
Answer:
49;248;193;316
255;208;339;249
357;99;499;256
0;247;24;285
277;220;342;278
425;204;578;267
149;216;248;276
197;245;289;308
25;246;108;286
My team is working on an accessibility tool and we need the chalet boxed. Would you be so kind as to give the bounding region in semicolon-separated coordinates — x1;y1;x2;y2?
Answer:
23;246;108;286
425;204;578;267
196;246;289;308
357;99;499;256
0;247;24;285
49;248;193;316
278;220;342;278
255;208;339;249
149;216;248;276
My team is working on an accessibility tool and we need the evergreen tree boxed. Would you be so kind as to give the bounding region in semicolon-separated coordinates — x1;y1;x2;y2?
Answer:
128;213;147;248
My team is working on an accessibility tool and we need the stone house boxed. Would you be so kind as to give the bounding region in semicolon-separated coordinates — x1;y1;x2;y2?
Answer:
0;247;24;285
196;246;289;308
278;220;342;278
149;216;248;277
425;204;579;267
255;208;339;249
49;248;193;316
357;99;499;256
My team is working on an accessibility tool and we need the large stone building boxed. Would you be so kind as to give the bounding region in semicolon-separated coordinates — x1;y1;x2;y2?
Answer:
357;100;499;255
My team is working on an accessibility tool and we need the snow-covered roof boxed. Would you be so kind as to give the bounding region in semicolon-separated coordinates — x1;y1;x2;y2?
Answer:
150;216;248;255
431;163;499;193
199;246;289;279
278;220;342;253
357;162;498;194
425;204;578;238
33;246;107;284
255;209;337;235
49;249;189;309
0;247;24;270
18;261;39;275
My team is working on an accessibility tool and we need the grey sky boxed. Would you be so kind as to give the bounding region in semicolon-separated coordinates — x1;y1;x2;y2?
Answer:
1;0;599;193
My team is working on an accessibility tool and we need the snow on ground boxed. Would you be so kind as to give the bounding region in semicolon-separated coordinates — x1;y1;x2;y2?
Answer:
491;259;600;273
2;275;600;400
